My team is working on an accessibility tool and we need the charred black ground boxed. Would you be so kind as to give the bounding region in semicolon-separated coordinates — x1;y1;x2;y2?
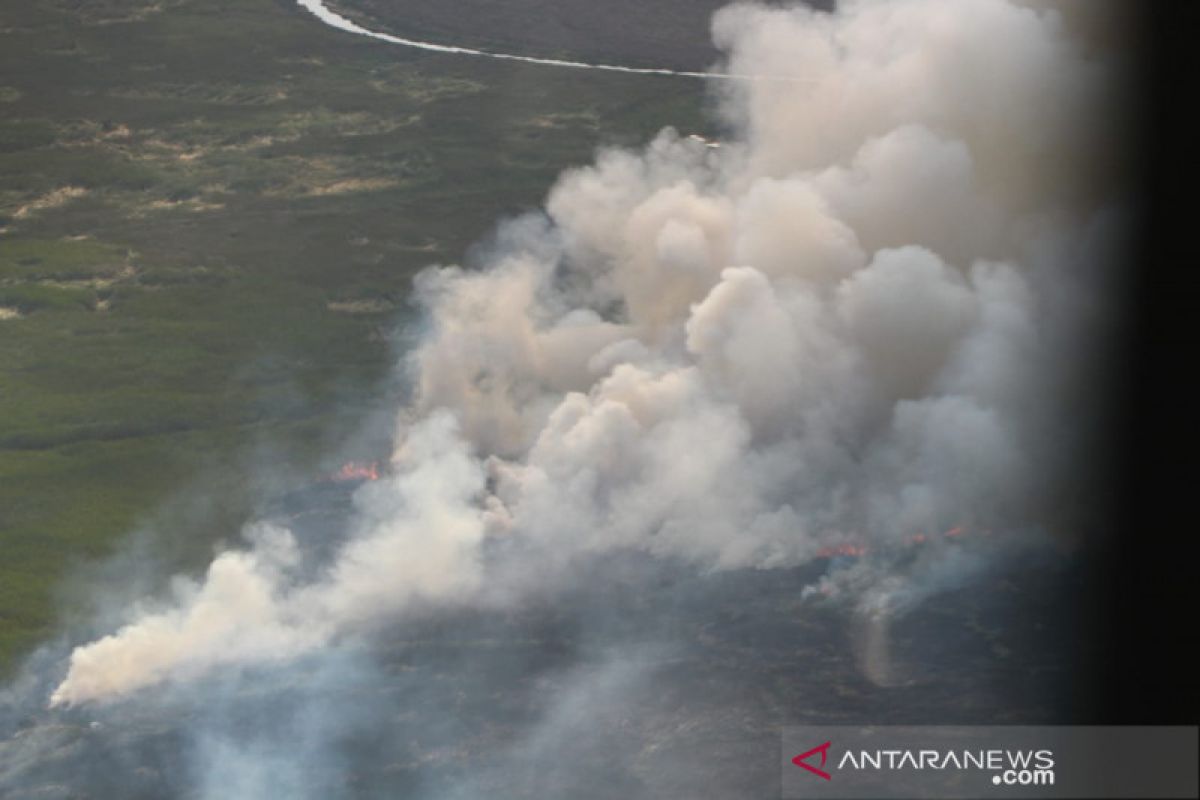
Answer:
1;478;1090;798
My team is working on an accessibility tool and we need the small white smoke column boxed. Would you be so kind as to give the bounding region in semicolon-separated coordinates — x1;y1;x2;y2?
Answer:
51;0;1117;706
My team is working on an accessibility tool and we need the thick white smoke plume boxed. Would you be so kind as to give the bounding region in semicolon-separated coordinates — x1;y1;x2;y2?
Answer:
50;0;1117;707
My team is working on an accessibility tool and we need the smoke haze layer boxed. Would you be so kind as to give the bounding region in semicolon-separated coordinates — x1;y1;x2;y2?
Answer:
47;0;1121;715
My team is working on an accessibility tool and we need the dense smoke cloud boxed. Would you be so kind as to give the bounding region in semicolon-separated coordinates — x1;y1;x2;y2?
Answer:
49;0;1118;708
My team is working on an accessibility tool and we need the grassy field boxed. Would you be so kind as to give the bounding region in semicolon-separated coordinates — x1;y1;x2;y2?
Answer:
0;0;712;673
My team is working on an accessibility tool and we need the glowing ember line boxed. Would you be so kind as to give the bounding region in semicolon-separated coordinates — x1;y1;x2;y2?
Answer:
332;461;381;482
815;526;975;560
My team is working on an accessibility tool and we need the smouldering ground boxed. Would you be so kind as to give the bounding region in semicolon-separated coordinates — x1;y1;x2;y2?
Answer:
0;474;1088;797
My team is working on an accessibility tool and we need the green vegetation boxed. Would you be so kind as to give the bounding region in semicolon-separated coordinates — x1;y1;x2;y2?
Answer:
0;0;711;673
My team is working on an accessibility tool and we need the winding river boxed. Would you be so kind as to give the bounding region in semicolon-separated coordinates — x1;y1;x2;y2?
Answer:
295;0;721;78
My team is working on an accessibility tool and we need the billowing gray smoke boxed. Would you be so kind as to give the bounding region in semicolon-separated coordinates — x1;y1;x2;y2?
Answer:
49;0;1120;711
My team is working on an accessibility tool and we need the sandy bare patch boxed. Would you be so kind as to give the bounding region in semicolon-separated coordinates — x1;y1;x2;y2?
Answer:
327;299;394;314
41;0;175;26
396;240;441;253
266;110;417;140
107;83;288;106
275;177;402;198
527;111;600;130
93;3;165;25
0;306;23;320
139;197;226;215
134;137;207;163
100;124;133;140
13;187;88;220
38;265;136;291
279;56;327;67
367;70;484;103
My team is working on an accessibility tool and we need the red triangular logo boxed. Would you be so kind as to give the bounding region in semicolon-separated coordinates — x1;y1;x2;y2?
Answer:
792;741;832;780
